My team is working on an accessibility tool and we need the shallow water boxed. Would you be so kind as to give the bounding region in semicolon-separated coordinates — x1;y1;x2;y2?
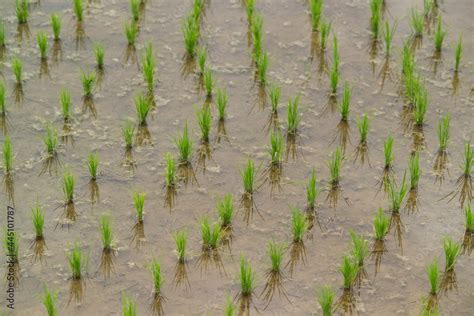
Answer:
0;0;473;315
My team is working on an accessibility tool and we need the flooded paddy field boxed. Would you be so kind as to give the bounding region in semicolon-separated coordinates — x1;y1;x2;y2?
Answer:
0;0;473;315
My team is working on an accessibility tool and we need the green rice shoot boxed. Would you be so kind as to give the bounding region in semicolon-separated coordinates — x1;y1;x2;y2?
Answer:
99;213;113;250
133;192;145;222
42;286;58;316
340;255;358;289
60;89;72;121
165;152;177;188
175;123;193;163
291;208;308;243
135;93;150;126
239;255;254;296
317;286;335;316
373;207;389;241
310;0;323;32
196;105;212;143
426;259;439;295
62;170;75;203
73;0;83;22
306;168;319;210
12;56;23;84
32;203;44;238
340;82;351;121
37;31;49;60
268;130;283;165
122;122;135;149
357;113;369;144
433;16;446;52
2;137;13;173
408;152;421;189
454;36;462;72
124;21;138;46
241;158;256;194
43;126;58;155
328;146;343;184
437;114;450;151
267;240;284;272
200;217;221;249
51;14;61;41
442;236;460;271
410;7;424;37
68;244;84;279
87;152;99;180
269;85;281;113
216;88;228;121
150;259;164;294
287;96;300;135
174;230;187;263
217;194;234;228
350;230;369;268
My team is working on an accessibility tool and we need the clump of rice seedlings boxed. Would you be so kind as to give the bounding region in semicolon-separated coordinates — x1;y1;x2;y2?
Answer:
372;207;389;275
265;85;281;132
149;259;165;314
203;68;215;98
2;137;13;174
378;135;394;193
122;293;137;316
410;8;424;38
86;152;99;180
310;0;323;32
122;122;135;150
237;255;255;313
164;153;177;209
216;88;228;122
124;21;138;47
383;20;396;57
287;208;308;276
454;36;462;72
440;236;460;292
462;204;474;255
12;56;23;85
256;51;268;85
413;87;428;127
130;0;140;21
240;158;260;224
31;204;44;240
266;131;283;188
196;105;212;143
425;259;440;311
339;255;358;294
286;96;300;136
401;40;415;79
329;35;340;95
62;170;75;205
350;230;369;288
141;41;155;93
318;286;335;316
73;0;83;22
251;13;263;62
217;194;234;230
59;89;72;122
327;147;343;208
445;142;473;208
133;192;145;223
197;47;207;76
81;71;95;98
406;153;421;213
135;93;150;126
388;174;407;249
175;123;196;185
16;0;29;24
98;213;115;277
42;286;57;316
200;217;221;250
433;16;446;52
37;31;49;60
369;0;382;40
339;82;351;121
174;230;187;263
433;114;450;180
173;229;190;290
43;125;58;156
319;20;331;51
261;240;289;305
130;192;145;249
94;44;105;70
51;14;61;41
354;113;370;165
306;168;320;212
67;244;86;302
182;14;199;58
224;294;235;316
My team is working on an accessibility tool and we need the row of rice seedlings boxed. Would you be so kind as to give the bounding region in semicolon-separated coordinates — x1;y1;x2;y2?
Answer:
317;286;335;316
310;0;323;32
16;0;29;24
41;286;58;316
410;7;424;38
122;293;137;316
51;14;61;41
73;0;84;22
329;36;340;95
135;93;150;126
261;239;288;305
433;16;446;52
37;32;49;60
383;20;396;57
372;208;389;275
350;230;369;288
369;0;382;40
150;259;165;314
286;96;300;135
2;137;13;174
454;36;462;72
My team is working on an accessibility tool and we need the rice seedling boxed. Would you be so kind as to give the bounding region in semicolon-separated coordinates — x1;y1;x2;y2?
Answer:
465;204;474;232
217;194;234;228
306;169;320;211
16;0;29;24
51;14;61;41
175;123;193;165
122;293;137;316
62;170;75;203
437;114;450;151
0;22;6;48
203;68;214;98
265;85;279;114
444;142;473;208
224;295;235;316
369;0;382;39
261;240;288;305
350;230;369;269
268;130;283;166
43;125;58;155
319;20;331;50
215;88;228;121
37;32;49;60
329;36;340;94
401;40;415;77
32;204;44;239
433;17;446;52
200;217;221;249
73;0;83;21
373;208;389;241
310;0;323;32
245;0;255;23
256;51;268;84
122;122;135;149
99;213;113;250
408;152;421;190
196;105;212;143
196;47;207;75
357;113;369;145
239;255;255;296
454;36;462;72
174;230;187;263
339;82;351;121
382;135;394;180
413;87;428;127
388;174;407;214
427;259;440;295
12;56;23;84
135;93;150;126
133;192;145;222
251;13;263;61
442;236;460;272
383;20;396;57
318;286;335;316
124;21;138;46
410;8;424;37
150;259;164;295
81;71;95;98
2;137;13;174
86;152;99;180
68;244;84;279
59;89;72;121
163;152;177;188
130;0;140;21
340;255;358;290
192;0;203;23
42;286;57;316
182;14;199;57
328;146;343;186
241;158;256;195
286;96;300;135
0;82;5;115
94;44;105;69
291;208;308;243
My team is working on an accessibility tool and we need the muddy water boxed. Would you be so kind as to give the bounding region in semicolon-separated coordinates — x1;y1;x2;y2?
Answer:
0;0;473;315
